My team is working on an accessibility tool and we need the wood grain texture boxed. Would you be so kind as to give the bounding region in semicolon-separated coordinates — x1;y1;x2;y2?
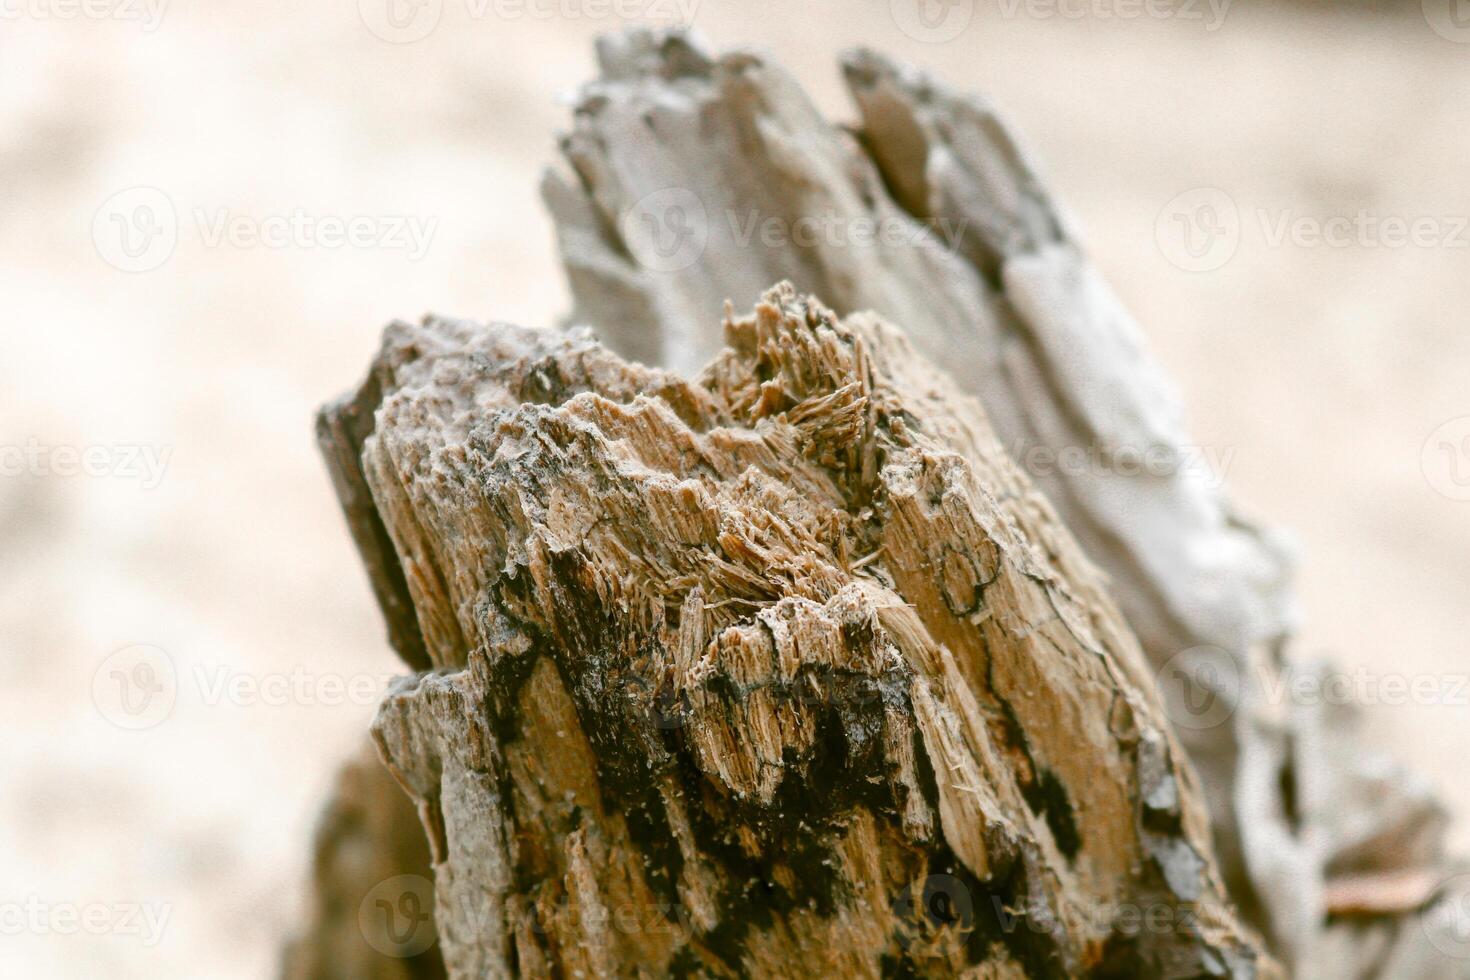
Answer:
302;30;1468;978
539;31;1460;974
331;285;1270;978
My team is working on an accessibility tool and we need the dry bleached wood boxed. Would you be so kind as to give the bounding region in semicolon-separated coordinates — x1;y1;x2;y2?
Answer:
541;30;1464;976
324;285;1275;977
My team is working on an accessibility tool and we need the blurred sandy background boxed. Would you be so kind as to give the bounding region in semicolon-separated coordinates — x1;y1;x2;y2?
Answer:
2;0;1468;975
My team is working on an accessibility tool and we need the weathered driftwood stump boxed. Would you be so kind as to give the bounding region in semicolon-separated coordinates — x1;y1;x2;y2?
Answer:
538;31;1465;978
293;29;1470;980
319;285;1269;978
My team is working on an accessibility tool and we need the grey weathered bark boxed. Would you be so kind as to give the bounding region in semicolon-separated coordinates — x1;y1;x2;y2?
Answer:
317;285;1276;977
540;30;1465;977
